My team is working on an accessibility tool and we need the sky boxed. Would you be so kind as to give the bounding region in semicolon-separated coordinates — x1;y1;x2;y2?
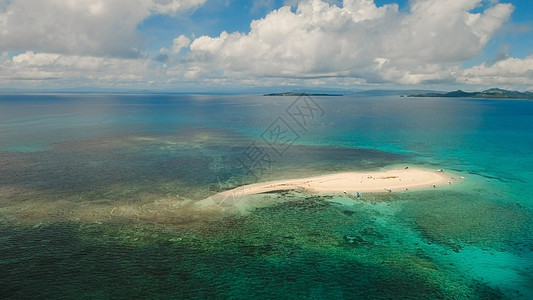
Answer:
0;0;532;92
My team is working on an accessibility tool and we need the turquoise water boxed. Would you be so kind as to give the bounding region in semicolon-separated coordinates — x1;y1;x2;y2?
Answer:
0;94;531;298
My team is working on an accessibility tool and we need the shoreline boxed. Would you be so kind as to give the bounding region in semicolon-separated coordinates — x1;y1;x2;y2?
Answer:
197;167;457;208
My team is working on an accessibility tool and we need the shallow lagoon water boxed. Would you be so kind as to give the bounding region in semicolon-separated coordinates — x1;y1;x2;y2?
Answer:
0;94;531;298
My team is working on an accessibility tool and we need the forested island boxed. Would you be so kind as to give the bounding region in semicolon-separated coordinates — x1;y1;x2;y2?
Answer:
409;88;533;99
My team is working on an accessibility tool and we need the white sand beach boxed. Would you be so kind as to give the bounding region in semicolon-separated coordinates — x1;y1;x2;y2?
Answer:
197;167;456;208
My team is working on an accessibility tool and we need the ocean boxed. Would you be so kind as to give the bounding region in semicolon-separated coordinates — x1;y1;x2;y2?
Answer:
0;93;531;299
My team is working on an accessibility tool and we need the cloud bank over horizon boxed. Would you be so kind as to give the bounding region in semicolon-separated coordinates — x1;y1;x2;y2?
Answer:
1;0;532;90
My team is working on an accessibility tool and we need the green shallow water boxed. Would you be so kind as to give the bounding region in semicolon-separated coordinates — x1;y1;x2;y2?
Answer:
1;194;528;299
0;94;532;298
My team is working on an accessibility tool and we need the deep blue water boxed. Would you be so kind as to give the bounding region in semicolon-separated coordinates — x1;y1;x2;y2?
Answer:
0;94;531;298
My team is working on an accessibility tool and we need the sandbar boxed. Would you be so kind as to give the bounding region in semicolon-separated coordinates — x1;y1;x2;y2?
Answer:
197;167;457;208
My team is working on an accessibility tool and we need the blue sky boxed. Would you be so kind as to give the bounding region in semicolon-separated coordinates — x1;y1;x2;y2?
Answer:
1;0;532;91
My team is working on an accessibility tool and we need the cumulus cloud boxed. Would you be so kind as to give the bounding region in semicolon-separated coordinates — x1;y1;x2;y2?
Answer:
187;0;514;84
459;55;533;85
157;34;191;62
0;51;160;86
0;0;205;57
2;0;531;89
170;35;192;54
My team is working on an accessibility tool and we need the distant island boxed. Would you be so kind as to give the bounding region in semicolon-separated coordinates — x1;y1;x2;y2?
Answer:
264;92;343;96
409;88;533;99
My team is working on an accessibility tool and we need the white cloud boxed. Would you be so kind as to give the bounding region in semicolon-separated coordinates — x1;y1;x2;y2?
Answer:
151;0;207;15
158;34;191;61
171;35;192;54
0;0;205;57
2;0;531;89
1;51;159;86
187;0;514;84
459;55;533;85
